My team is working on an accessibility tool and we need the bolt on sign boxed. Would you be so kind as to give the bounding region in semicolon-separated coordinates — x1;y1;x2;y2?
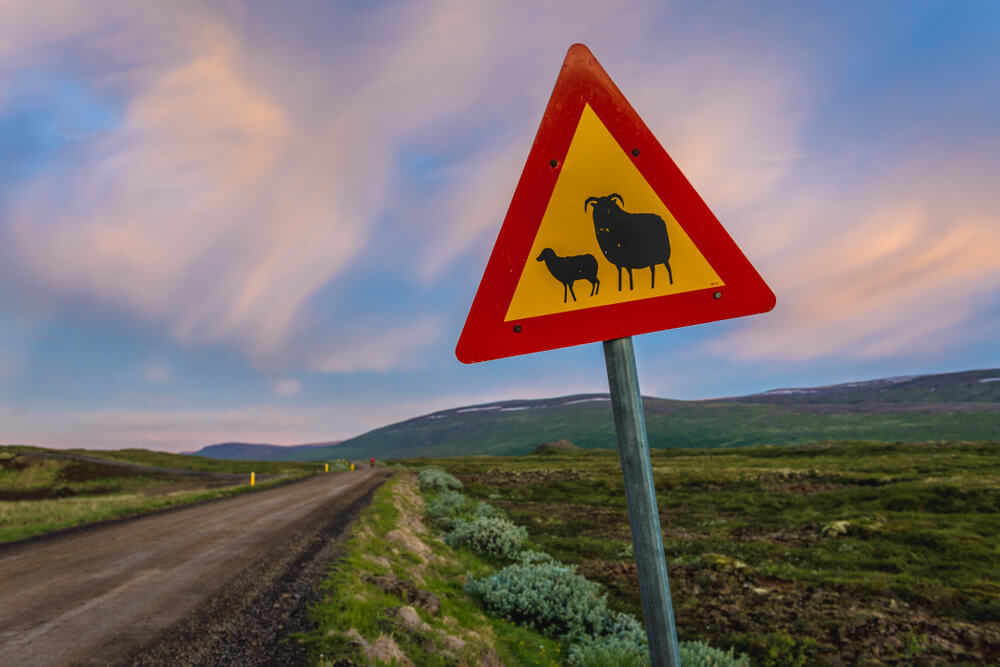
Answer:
456;44;775;363
456;44;775;667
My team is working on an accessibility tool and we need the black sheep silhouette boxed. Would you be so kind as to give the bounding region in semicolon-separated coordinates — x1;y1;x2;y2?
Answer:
584;193;672;290
536;248;600;303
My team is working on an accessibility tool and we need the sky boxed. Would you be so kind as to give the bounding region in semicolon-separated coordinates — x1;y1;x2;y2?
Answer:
1;1;998;451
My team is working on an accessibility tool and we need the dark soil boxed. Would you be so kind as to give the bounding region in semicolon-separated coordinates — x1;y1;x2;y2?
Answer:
461;468;585;486
429;442;1000;666
58;460;156;483
579;558;1000;666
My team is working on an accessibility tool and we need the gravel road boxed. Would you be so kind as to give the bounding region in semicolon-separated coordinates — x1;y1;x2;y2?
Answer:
0;466;391;666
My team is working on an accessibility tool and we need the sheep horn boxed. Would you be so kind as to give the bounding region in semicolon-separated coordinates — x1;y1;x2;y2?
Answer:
609;193;624;206
584;196;600;212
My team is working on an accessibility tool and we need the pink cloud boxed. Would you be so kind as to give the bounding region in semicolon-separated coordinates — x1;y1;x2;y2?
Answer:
704;153;1000;361
2;0;995;376
309;316;445;373
0;373;612;450
4;6;378;364
143;363;170;383
271;378;301;396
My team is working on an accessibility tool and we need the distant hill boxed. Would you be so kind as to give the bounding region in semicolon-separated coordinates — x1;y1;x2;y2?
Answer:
734;368;1000;405
198;368;1000;461
190;441;341;461
531;439;583;455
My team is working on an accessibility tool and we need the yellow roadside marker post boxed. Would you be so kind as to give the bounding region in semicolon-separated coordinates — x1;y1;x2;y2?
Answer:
350;463;355;471
250;471;255;487
325;463;329;473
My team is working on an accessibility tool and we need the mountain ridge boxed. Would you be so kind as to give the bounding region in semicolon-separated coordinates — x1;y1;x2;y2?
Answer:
189;441;341;461
189;368;999;461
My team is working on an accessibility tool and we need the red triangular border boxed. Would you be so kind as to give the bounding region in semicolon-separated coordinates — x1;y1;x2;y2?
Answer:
456;44;775;363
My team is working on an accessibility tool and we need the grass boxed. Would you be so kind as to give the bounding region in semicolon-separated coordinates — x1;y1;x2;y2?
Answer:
302;471;567;666
395;441;1000;665
0;446;323;543
0;476;298;543
285;400;1000;461
62;447;321;475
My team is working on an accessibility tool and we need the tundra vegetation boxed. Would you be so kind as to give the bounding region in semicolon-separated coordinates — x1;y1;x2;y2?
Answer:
395;441;1000;665
303;468;746;666
0;446;330;542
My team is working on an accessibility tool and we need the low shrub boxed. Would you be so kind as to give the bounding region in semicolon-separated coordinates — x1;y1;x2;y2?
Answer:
566;611;648;666
465;560;611;640
426;489;472;517
467;558;751;666
426;489;507;531
445;516;526;560
328;460;351;472
474;499;506;519
417;467;463;492
678;640;751;667
426;490;476;530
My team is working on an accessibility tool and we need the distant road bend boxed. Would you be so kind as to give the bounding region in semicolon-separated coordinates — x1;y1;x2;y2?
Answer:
0;467;391;666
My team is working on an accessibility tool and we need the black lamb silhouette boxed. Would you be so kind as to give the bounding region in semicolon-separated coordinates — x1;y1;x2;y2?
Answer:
584;193;672;290
536;248;600;303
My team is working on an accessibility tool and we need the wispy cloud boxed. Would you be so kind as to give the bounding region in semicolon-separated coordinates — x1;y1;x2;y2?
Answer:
0;371;607;450
0;0;807;374
309;316;445;373
704;153;1000;361
1;0;996;389
143;362;170;383
0;402;313;450
271;378;301;396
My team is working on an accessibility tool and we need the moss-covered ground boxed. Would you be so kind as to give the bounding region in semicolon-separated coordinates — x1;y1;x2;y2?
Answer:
397;441;1000;665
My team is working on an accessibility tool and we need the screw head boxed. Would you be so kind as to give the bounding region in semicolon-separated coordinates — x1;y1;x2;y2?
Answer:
632;148;640;156
513;324;522;333
713;291;722;300
549;159;558;168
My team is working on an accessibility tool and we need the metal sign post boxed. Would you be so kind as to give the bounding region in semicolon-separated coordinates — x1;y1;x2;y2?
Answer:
604;336;681;667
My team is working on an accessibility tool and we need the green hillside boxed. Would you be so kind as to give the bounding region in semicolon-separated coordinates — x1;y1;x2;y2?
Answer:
281;369;1000;461
187;442;339;461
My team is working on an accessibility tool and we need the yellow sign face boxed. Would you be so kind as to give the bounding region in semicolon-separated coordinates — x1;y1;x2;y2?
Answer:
504;104;723;322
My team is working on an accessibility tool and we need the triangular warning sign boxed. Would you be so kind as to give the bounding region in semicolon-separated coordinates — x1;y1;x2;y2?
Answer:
456;44;775;363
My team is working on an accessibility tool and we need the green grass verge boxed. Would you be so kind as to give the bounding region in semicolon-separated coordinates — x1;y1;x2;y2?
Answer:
302;472;568;665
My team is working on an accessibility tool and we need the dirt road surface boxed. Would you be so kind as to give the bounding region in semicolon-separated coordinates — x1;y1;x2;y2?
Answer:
0;467;391;666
